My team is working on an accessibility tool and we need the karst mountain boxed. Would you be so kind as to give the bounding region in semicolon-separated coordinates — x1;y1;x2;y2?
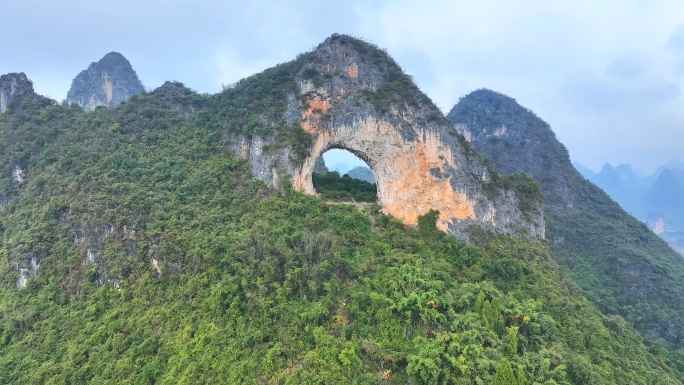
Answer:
0;35;682;383
66;52;145;111
448;88;684;355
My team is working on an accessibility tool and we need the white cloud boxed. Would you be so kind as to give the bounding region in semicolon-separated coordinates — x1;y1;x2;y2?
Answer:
2;0;683;172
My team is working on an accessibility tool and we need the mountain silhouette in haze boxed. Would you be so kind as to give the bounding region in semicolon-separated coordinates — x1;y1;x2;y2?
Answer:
572;161;595;179
589;163;646;214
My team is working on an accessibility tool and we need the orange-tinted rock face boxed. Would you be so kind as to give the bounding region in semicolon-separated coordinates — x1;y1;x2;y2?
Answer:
345;63;359;78
295;113;477;231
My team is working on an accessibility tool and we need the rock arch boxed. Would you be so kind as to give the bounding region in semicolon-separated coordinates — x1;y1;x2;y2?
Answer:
294;116;479;233
229;35;544;240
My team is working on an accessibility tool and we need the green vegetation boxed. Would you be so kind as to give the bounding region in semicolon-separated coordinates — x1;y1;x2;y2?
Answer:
0;86;681;384
1;37;683;383
213;55;312;136
448;88;684;365
483;170;544;219
546;184;684;367
329;34;448;124
312;171;377;202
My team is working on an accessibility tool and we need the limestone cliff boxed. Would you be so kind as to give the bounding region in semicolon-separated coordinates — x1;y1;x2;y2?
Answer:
66;52;145;111
448;89;580;212
0;73;38;114
313;157;329;174
226;35;544;240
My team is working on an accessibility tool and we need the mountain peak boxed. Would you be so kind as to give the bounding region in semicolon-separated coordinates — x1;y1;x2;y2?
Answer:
646;168;684;208
600;163;615;173
459;88;518;106
100;51;128;62
66;52;145;111
448;90;684;349
665;157;684;170
448;88;570;211
0;72;39;114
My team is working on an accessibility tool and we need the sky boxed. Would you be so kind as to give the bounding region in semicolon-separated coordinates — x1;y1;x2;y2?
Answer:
1;1;683;174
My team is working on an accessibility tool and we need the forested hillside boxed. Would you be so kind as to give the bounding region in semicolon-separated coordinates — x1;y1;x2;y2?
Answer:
448;89;684;364
0;38;682;383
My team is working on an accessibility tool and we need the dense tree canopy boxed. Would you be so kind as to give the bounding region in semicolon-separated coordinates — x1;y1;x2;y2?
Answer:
0;90;680;384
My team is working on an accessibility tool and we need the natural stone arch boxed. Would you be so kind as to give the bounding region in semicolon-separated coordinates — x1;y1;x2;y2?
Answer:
299;143;378;196
311;145;377;187
229;34;544;240
294;115;479;232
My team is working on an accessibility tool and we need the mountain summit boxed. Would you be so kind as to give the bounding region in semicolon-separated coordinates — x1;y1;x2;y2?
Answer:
66;52;145;111
0;73;40;114
448;89;577;212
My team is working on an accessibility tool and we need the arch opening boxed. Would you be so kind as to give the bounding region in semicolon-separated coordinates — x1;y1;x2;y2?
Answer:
312;148;377;203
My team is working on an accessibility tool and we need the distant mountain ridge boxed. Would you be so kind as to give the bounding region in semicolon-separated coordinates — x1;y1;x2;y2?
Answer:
589;163;646;214
579;159;684;254
66;52;145;111
572;161;595;179
646;169;684;209
345;166;375;184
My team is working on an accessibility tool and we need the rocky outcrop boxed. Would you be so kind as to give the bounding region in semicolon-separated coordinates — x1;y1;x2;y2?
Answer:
0;194;8;212
313;157;329;174
11;164;26;183
16;255;40;288
66;52;145;111
228;35;544;241
0;73;38;114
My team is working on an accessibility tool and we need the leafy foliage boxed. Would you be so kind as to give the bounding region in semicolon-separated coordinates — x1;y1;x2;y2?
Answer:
492;358;517;385
448;88;684;362
0;40;681;385
0;47;681;384
312;171;377;202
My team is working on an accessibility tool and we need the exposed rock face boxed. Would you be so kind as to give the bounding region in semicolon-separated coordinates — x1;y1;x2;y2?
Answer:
0;194;8;212
11;164;26;183
230;35;544;241
16;255;40;288
648;216;666;235
0;73;38;114
448;89;579;212
313;157;329;174
66;52;145;111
